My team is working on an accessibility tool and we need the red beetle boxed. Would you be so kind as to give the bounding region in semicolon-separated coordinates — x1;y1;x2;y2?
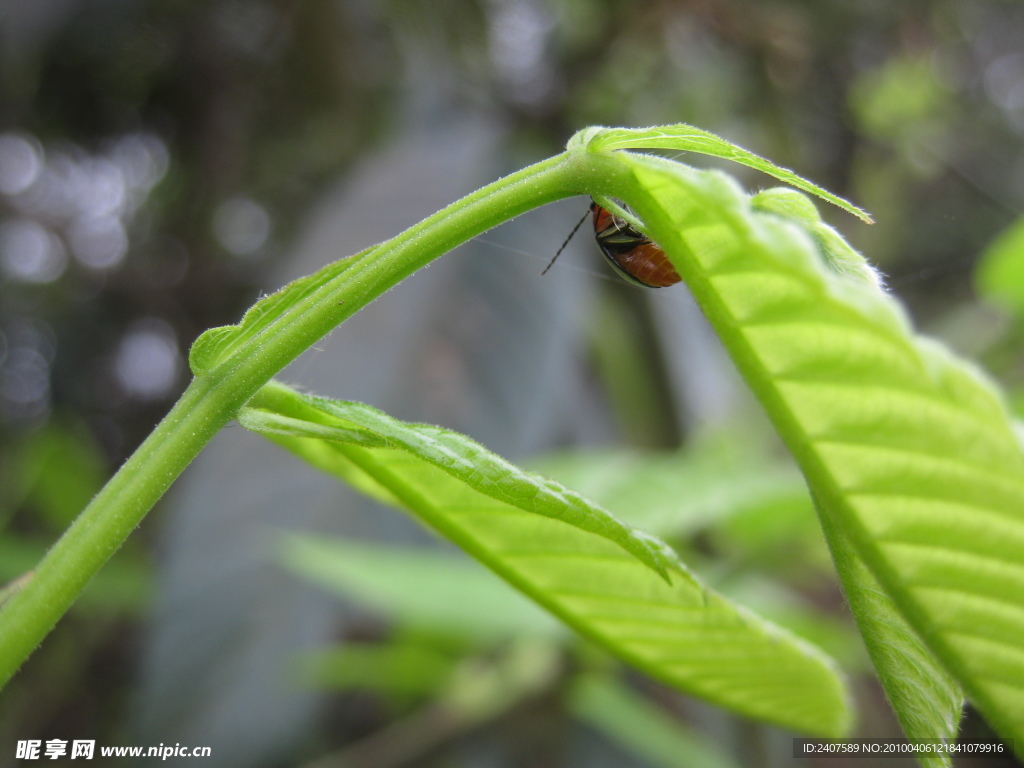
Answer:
589;201;680;288
544;199;681;288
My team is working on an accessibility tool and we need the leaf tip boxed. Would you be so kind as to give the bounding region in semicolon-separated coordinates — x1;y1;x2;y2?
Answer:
630;530;691;586
188;324;238;376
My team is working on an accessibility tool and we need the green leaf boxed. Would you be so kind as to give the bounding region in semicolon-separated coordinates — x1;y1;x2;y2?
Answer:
717;576;864;673
616;153;1024;747
819;507;961;767
848;55;949;142
752;187;880;288
975;216;1024;318
532;447;860;668
188;249;368;376
280;535;563;640
573;125;872;223
241;380;851;736
295;642;457;699
569;674;740;768
529;442;813;539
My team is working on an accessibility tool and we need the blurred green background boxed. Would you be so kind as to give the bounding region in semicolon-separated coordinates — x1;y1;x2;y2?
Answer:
1;1;1023;766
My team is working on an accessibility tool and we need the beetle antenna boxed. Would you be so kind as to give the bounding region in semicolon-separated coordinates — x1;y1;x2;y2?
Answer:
542;209;589;276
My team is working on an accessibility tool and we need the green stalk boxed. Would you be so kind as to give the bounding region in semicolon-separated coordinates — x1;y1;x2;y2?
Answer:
0;148;628;686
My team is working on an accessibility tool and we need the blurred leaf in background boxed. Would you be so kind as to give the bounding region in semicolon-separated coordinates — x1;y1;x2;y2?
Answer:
976;216;1024;318
975;215;1024;417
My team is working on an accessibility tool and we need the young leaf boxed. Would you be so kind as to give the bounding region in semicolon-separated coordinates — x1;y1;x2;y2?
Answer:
573;125;872;223
615;153;1024;747
188;249;368;376
240;380;851;736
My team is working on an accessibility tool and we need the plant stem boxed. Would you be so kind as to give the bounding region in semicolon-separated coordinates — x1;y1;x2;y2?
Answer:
0;376;226;686
0;147;628;687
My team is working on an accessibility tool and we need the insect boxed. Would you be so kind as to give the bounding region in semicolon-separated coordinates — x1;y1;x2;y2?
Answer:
543;199;681;288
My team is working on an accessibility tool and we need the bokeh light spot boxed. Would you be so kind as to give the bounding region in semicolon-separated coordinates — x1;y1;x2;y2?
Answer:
0;133;43;196
0;219;68;283
114;319;181;400
68;215;129;270
212;197;271;256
